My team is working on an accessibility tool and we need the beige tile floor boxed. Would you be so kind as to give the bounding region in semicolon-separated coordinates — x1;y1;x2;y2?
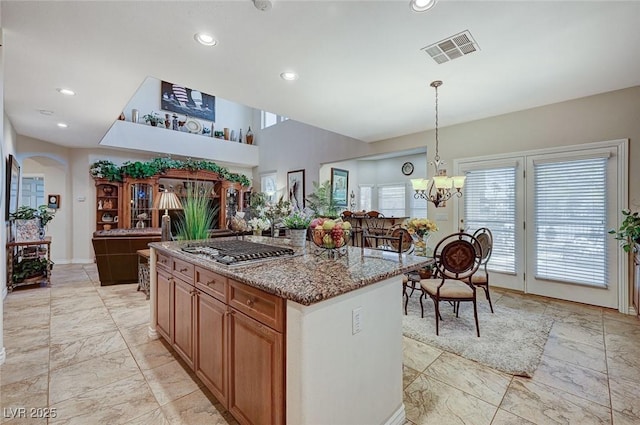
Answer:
1;264;639;425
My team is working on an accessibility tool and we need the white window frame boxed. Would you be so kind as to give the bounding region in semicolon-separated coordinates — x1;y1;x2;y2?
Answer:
261;111;289;129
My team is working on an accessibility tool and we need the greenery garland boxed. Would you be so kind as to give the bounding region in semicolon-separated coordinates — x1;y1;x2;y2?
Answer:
89;157;251;187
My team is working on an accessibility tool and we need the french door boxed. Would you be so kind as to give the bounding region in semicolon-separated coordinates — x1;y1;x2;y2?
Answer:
458;140;627;309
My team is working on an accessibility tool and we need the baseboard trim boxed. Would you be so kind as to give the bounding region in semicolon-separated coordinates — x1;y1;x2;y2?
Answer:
384;404;406;425
70;259;95;264
0;347;6;365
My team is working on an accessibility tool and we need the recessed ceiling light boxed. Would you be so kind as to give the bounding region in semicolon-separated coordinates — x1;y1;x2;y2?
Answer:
280;72;298;81
410;0;436;12
39;109;54;115
56;88;76;96
57;122;68;128
194;33;217;46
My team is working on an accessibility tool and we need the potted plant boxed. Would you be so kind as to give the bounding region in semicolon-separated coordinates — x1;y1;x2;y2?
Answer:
248;217;270;236
142;112;164;127
175;187;219;240
305;180;339;218
282;210;312;246
12;256;53;283
609;209;640;253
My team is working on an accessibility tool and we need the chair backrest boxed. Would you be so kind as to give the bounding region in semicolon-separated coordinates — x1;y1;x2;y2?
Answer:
341;210;353;218
433;232;482;281
386;224;414;254
472;227;493;266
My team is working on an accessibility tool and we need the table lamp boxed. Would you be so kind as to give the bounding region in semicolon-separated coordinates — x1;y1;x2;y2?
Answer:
157;189;183;241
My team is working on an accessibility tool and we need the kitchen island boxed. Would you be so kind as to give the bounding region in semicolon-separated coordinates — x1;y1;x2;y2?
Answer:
148;236;431;425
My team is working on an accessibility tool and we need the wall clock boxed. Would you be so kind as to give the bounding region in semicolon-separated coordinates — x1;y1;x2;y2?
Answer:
401;162;414;176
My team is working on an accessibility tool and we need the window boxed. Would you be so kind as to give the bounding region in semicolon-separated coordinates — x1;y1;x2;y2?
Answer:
464;166;517;274
359;185;372;212
21;176;45;208
534;157;607;287
377;185;405;217
261;111;289;129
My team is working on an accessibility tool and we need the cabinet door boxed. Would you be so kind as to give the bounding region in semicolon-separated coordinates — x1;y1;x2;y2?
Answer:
173;277;195;369
228;310;284;425
156;269;173;342
195;291;228;405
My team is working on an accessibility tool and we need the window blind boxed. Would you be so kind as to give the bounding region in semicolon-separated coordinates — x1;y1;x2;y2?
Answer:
378;185;405;217
464;167;517;273
359;186;372;212
534;157;607;287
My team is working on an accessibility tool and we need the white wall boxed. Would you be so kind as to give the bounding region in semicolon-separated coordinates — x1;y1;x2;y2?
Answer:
255;119;374;202
122;76;256;141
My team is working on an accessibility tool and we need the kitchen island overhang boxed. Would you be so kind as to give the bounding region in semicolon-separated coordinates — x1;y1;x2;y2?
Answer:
148;236;431;425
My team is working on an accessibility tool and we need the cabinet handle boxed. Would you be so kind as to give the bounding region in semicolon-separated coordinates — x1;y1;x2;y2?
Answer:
179;267;188;273
246;298;255;307
206;280;216;286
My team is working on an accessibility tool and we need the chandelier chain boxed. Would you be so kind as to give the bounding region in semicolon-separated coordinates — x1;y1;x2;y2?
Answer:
434;82;440;163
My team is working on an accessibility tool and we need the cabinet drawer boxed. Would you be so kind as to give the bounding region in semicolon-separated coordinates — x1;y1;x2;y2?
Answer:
195;267;228;303
173;258;195;283
156;252;171;271
229;279;284;332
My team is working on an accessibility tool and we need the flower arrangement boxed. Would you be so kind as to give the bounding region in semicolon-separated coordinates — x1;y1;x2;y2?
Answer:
248;217;270;232
282;210;313;229
404;217;438;237
264;196;292;224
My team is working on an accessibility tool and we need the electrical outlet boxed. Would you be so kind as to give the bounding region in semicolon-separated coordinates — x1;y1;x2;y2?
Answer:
352;307;362;334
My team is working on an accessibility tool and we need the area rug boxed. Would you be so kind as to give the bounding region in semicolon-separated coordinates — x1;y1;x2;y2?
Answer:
402;295;553;377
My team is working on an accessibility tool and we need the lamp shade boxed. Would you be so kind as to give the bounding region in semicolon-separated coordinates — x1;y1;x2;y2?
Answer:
411;178;429;191
158;191;183;211
432;175;452;189
452;175;466;189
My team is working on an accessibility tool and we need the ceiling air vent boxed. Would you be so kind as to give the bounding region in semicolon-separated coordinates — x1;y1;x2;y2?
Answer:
421;30;479;64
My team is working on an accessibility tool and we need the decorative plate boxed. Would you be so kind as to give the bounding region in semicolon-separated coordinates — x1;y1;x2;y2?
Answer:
185;119;202;134
402;161;414;176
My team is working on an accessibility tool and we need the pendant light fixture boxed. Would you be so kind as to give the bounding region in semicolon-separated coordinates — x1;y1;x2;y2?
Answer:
411;80;465;208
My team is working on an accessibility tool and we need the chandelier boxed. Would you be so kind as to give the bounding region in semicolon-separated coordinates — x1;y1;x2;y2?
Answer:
411;80;465;208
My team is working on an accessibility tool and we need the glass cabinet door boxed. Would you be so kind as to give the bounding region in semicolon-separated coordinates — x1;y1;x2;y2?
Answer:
130;183;154;228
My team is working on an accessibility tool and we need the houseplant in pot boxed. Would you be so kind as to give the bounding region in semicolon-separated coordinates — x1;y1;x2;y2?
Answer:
282;210;312;247
142;112;164;127
305;180;339;219
609;209;640;253
175;187;218;240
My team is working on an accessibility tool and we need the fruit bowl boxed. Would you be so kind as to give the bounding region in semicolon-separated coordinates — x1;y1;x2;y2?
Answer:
310;227;352;249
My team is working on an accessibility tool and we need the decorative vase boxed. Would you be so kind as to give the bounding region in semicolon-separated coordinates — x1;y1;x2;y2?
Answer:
288;228;307;247
412;232;431;257
246;126;254;145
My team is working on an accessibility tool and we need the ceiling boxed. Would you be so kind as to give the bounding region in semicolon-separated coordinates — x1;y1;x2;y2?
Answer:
2;1;640;150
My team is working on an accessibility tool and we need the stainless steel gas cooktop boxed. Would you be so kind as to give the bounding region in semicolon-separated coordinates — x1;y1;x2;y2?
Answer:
181;239;295;265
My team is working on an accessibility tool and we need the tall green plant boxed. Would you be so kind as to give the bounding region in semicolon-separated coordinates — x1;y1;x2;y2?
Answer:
305;180;339;218
175;186;219;240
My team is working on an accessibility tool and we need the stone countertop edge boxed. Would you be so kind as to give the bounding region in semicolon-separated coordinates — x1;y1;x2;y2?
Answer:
150;236;432;306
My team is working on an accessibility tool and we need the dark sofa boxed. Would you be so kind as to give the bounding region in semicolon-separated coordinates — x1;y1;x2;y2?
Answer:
92;228;162;286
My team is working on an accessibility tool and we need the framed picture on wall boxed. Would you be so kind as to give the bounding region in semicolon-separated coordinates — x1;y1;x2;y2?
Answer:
287;169;305;210
5;154;20;218
161;80;216;122
330;168;349;208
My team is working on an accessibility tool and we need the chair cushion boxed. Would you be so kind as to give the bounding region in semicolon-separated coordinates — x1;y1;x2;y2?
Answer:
421;279;474;298
470;271;488;285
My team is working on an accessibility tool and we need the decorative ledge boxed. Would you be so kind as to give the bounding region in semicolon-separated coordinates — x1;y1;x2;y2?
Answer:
100;120;259;167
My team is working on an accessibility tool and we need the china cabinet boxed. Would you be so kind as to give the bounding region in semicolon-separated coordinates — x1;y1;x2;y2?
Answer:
93;169;249;231
95;179;122;231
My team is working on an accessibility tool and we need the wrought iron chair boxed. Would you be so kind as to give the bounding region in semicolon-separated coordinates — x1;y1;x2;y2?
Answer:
469;227;494;313
419;232;483;337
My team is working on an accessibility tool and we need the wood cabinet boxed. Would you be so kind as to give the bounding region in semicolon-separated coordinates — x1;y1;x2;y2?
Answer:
196;290;228;406
93;169;250;232
228;308;284;425
156;267;173;341
95;179;122;231
155;253;285;425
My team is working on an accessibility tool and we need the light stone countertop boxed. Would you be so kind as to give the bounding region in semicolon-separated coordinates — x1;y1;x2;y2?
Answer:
150;235;432;306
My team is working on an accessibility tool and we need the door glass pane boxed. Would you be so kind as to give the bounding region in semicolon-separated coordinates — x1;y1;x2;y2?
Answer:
464;167;516;273
534;157;607;287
